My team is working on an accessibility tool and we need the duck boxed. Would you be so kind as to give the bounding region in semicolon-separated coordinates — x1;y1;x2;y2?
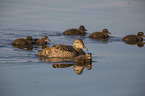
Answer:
36;39;88;58
33;36;51;45
63;25;87;36
122;32;145;42
89;29;111;39
73;53;92;63
12;36;33;46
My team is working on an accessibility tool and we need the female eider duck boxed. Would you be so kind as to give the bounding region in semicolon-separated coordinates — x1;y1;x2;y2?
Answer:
89;29;111;39
63;25;87;36
33;36;51;45
12;36;33;46
36;39;88;58
122;32;145;42
73;53;92;63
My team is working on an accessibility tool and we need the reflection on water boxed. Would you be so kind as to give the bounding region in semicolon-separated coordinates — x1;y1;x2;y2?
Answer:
123;41;145;47
39;57;72;62
52;61;92;75
12;44;33;50
12;43;49;50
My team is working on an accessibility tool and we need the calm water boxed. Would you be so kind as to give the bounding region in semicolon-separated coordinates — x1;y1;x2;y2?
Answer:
0;0;145;96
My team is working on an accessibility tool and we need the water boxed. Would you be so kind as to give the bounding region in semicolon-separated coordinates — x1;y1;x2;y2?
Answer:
0;0;145;96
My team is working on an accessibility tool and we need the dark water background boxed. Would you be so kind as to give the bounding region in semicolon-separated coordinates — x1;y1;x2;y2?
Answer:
0;0;145;96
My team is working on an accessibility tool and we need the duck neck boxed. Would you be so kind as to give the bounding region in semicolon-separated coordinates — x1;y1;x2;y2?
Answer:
79;29;86;35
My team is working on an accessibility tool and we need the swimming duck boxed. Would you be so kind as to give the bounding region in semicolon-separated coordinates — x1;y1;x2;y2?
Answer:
122;32;145;42
89;29;111;39
33;36;51;45
12;36;33;46
73;53;92;63
63;25;87;36
36;39;88;58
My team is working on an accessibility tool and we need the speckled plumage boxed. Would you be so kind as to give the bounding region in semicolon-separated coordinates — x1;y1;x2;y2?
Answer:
63;25;87;36
36;39;88;58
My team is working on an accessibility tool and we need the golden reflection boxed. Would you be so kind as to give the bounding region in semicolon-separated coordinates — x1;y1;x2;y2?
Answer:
39;53;93;75
50;61;92;75
73;61;92;75
39;57;72;62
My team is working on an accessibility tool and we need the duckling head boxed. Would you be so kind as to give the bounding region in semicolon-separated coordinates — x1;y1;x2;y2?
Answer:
73;39;88;51
102;29;111;35
42;36;51;42
26;36;33;44
137;32;145;37
79;25;87;35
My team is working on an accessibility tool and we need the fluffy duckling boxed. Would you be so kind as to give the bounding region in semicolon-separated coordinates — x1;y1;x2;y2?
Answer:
89;29;111;39
122;32;145;42
73;53;92;63
63;25;87;36
36;39;88;58
33;36;51;45
12;36;33;46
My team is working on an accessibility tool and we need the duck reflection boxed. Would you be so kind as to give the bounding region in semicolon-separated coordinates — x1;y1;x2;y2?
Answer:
39;57;72;62
123;41;145;47
47;53;93;75
12;44;33;50
73;61;92;75
51;61;92;75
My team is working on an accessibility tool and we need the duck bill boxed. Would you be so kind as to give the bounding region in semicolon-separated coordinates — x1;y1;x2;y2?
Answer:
108;32;111;35
84;28;87;31
83;45;88;51
47;39;51;42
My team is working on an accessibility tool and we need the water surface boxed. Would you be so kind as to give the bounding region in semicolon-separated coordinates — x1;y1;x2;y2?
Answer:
0;0;145;96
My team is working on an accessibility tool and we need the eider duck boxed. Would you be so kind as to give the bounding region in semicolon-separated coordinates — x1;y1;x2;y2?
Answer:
73;53;92;63
33;36;51;45
12;36;33;46
122;32;145;42
36;39;88;58
89;29;111;39
63;25;87;36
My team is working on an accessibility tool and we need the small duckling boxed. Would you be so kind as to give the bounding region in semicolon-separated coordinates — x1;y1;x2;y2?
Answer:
12;36;33;46
36;39;88;58
63;25;87;36
33;36;51;45
122;32;145;42
89;29;111;39
73;53;92;63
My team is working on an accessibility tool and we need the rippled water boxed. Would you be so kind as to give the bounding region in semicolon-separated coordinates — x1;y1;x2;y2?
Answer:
0;0;145;96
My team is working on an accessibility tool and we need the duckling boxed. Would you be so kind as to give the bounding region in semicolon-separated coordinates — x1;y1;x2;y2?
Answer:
63;25;87;36
89;29;111;39
33;36;51;45
12;36;33;46
73;53;92;63
36;39;88;58
122;32;145;42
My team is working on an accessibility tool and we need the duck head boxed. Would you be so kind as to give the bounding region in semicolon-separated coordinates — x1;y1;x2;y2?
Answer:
137;32;145;37
79;25;87;35
73;39;88;51
26;36;34;44
102;29;111;35
42;36;51;42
